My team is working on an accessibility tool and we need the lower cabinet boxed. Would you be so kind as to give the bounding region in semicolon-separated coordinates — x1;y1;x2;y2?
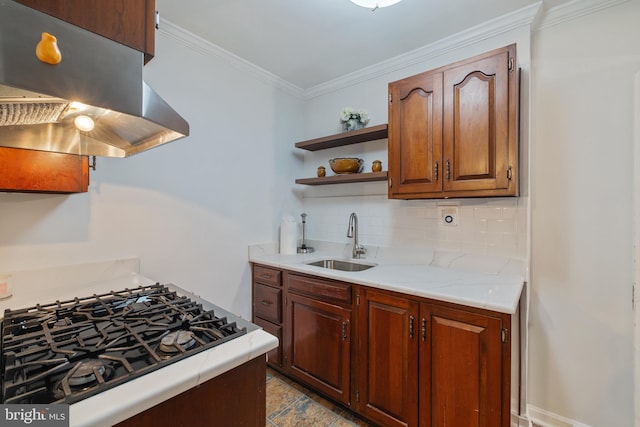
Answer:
252;264;284;369
357;288;510;427
285;273;352;406
357;288;419;427
251;264;514;427
114;356;266;427
421;302;509;427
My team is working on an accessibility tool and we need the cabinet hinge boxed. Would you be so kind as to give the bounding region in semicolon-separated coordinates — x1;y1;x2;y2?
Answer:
342;321;348;341
501;328;509;343
507;166;513;181
508;57;514;72
389;93;392;103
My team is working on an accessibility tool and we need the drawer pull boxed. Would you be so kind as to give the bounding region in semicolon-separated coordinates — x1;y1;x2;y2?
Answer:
259;273;272;280
261;300;272;306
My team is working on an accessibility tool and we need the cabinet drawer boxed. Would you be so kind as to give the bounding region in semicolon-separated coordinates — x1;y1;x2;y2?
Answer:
253;265;282;286
254;318;282;368
288;274;352;304
254;283;282;323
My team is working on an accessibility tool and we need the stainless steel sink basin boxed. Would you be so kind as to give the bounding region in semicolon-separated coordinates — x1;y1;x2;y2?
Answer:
306;259;377;272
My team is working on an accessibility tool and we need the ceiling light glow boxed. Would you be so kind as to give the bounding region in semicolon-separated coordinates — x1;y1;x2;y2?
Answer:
350;0;403;10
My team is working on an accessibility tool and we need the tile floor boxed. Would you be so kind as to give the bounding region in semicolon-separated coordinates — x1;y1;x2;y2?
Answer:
266;368;373;427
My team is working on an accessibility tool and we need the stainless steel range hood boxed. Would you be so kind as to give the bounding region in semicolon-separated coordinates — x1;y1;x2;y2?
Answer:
0;0;189;158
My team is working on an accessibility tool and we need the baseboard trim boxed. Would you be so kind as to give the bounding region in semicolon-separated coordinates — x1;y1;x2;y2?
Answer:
512;412;530;427
527;405;592;427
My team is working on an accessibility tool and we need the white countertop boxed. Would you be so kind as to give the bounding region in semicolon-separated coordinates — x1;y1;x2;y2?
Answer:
71;328;276;427
249;242;525;314
0;258;279;427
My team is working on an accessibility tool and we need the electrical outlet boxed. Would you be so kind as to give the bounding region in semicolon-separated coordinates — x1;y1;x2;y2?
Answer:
438;206;458;226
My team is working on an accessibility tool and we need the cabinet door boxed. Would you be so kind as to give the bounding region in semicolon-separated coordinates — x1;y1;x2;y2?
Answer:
388;70;443;198
442;45;517;196
287;293;351;406
16;0;156;62
0;147;89;193
421;303;507;427
358;289;419;427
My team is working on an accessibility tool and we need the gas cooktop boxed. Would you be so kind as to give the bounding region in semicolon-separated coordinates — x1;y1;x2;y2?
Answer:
0;283;249;405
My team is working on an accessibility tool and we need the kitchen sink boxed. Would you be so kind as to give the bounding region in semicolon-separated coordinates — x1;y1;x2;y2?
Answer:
306;258;377;272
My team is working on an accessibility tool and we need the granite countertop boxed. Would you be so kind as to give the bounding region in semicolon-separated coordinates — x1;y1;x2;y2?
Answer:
249;241;525;314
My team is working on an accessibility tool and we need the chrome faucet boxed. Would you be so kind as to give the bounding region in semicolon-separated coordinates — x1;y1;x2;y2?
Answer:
347;212;366;259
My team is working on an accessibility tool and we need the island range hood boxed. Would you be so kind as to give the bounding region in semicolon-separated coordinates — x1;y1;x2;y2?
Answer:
0;0;189;158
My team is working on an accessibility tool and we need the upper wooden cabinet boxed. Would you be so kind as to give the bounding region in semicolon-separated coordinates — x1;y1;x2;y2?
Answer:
15;0;156;63
0;147;89;193
388;44;518;199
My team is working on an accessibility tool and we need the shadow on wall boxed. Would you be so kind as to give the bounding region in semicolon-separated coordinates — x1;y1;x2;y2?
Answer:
0;192;90;245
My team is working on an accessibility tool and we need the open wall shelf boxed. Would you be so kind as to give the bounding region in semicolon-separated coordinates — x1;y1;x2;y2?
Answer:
295;124;389;186
294;124;388;151
295;171;388;186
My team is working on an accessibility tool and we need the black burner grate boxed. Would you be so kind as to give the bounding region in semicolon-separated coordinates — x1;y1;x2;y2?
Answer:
0;284;246;404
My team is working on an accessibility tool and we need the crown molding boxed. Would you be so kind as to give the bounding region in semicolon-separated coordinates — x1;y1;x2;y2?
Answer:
158;0;630;101
158;20;305;98
537;0;631;30
302;2;542;99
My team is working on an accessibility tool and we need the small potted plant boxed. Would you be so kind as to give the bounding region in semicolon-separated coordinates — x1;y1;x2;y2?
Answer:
340;107;370;132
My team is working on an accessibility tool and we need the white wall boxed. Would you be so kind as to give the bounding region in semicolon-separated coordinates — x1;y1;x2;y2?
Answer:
0;28;304;320
529;1;640;425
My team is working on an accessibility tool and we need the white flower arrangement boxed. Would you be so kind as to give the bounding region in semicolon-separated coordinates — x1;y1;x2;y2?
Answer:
340;107;370;131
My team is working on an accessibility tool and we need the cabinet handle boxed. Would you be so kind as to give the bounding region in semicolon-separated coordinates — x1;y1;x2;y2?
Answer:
259;273;272;280
261;300;272;306
409;315;415;339
421;318;427;342
446;160;451;180
434;161;439;181
389;176;393;188
342;322;348;341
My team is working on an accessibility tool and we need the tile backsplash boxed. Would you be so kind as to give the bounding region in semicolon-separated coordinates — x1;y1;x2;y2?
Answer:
300;195;527;259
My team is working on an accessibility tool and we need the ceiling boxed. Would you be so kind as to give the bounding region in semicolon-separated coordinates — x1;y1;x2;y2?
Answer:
156;0;570;90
